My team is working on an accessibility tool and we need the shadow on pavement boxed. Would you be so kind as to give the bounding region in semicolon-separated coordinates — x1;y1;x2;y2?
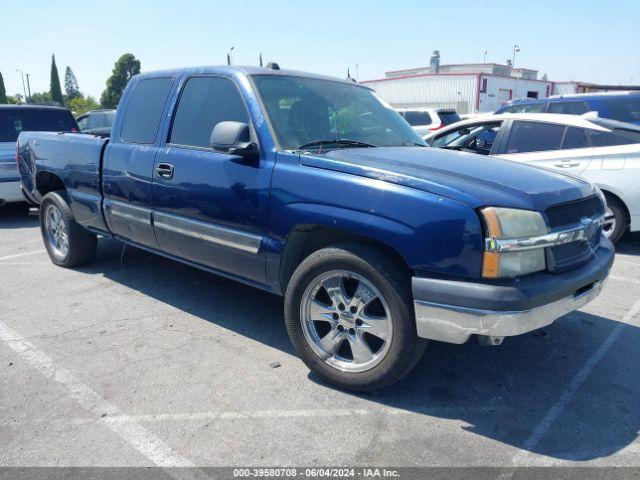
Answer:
73;236;640;462
0;204;38;229
616;231;640;255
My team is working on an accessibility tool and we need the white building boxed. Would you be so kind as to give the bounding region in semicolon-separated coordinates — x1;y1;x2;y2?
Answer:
362;51;553;114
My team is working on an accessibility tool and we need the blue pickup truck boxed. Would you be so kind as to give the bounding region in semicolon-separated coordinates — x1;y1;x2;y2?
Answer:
17;66;614;391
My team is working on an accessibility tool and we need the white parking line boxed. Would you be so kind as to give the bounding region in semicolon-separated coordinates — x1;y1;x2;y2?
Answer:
511;297;640;465
0;320;194;469
610;275;640;286
0;249;46;261
104;404;503;424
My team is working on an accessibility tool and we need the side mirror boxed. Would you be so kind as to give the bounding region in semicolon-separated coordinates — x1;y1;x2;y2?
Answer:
210;121;259;159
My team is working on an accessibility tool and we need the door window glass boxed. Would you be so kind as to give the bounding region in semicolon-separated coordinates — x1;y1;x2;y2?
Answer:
170;77;250;148
588;128;640;147
562;127;590;149
547;101;589;115
506;121;564;153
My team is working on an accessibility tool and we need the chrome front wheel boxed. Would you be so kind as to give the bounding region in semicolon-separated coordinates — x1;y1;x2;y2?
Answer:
300;270;393;373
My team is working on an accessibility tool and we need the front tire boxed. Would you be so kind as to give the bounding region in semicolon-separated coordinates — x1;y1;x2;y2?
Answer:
40;192;97;268
284;244;426;392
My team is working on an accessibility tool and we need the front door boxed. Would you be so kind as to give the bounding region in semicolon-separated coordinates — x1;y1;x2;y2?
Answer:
152;76;273;284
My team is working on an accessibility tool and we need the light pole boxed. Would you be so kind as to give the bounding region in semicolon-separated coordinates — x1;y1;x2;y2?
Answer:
227;46;235;66
25;73;31;102
15;69;27;103
512;45;520;100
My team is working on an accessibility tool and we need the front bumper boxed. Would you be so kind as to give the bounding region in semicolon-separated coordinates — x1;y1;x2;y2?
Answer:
412;238;614;344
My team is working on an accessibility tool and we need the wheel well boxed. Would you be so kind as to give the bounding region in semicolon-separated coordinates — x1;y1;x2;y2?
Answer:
601;190;630;224
36;172;66;197
279;225;412;293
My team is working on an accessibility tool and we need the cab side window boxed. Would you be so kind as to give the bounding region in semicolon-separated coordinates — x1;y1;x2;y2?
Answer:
170;77;250;149
120;77;173;144
506;121;564;153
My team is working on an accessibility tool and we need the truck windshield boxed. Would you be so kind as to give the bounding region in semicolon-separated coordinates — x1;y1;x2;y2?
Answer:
252;75;426;150
0;108;77;142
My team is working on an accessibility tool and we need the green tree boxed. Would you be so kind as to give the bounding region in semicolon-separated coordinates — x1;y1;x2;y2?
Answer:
50;54;64;105
7;94;22;104
30;91;53;104
100;53;141;108
0;71;7;104
67;95;99;115
64;67;80;100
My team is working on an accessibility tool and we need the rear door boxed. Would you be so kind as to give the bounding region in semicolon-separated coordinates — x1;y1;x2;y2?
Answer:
151;75;273;284
498;121;593;174
102;77;174;248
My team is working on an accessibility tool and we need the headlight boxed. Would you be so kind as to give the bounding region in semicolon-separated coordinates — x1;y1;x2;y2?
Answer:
481;207;549;278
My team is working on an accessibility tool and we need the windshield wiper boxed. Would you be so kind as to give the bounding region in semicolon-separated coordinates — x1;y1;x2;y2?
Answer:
297;139;378;151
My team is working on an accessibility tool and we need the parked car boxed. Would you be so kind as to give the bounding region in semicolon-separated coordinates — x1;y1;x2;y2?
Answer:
424;112;640;243
495;91;640;126
17;66;613;391
76;109;116;137
1;105;78;210
397;108;461;136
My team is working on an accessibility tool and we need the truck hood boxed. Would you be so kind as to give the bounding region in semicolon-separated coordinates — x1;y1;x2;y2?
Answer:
301;147;596;211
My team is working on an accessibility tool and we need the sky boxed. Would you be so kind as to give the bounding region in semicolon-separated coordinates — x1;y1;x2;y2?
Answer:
1;0;639;100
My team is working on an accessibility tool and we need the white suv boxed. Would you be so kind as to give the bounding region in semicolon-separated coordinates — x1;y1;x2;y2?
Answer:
397;108;461;136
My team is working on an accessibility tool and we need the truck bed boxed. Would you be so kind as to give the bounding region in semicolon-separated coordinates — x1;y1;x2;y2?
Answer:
18;131;109;231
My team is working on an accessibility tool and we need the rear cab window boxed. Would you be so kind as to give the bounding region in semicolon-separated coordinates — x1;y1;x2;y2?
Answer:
0;108;77;143
120;78;173;144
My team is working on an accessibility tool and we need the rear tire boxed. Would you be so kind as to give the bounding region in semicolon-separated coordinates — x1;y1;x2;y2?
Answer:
602;196;627;244
284;243;426;392
40;191;97;267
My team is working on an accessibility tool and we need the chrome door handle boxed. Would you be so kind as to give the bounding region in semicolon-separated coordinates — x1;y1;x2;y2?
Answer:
554;161;580;168
155;163;174;179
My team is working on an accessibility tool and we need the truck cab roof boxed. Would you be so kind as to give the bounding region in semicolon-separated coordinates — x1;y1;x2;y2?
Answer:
134;65;365;87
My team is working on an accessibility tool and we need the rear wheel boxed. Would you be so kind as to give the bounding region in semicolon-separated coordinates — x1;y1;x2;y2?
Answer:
602;196;627;244
40;192;97;267
285;244;426;392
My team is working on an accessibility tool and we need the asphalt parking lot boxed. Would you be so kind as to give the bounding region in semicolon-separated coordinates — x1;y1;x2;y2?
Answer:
1;205;639;470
